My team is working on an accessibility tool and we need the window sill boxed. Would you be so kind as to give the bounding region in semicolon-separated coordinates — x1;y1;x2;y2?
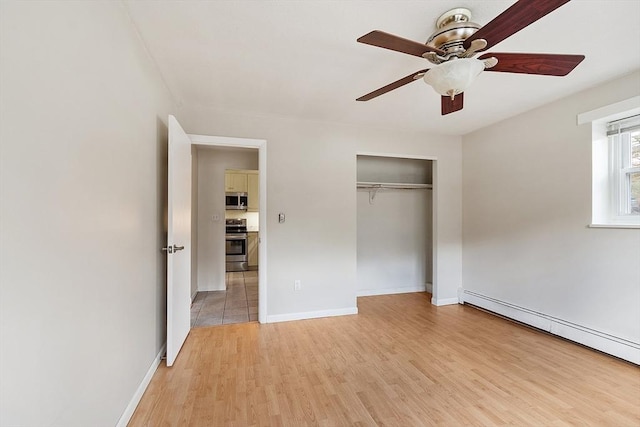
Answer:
589;223;640;229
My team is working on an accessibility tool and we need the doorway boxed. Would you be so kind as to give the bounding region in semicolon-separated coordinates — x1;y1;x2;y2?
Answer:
165;117;267;366
187;133;267;325
190;146;259;327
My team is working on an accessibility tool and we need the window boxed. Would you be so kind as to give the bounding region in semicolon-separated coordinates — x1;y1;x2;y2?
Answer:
607;115;640;218
578;96;640;228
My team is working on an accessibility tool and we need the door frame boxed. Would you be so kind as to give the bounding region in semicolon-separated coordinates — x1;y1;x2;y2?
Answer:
189;133;268;323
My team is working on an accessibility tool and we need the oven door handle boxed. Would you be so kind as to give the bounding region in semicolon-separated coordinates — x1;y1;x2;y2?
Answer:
226;234;248;240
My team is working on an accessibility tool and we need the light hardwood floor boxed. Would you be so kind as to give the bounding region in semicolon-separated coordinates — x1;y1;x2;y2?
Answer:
130;292;640;426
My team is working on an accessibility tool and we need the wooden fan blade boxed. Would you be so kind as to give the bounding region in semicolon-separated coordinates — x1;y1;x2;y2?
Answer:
479;53;585;76
357;69;428;101
464;0;571;51
357;30;445;58
442;93;464;115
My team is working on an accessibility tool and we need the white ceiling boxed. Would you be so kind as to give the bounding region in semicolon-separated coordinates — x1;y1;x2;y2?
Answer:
124;0;640;136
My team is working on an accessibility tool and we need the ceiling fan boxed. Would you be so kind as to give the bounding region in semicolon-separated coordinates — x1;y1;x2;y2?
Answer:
356;0;585;115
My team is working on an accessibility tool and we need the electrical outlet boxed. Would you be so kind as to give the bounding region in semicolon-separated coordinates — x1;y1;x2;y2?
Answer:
294;280;301;291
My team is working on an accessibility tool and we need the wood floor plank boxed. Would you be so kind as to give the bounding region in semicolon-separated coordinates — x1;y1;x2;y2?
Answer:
129;293;640;426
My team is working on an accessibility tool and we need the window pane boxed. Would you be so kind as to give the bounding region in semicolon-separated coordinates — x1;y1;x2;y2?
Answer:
631;171;640;214
632;130;640;167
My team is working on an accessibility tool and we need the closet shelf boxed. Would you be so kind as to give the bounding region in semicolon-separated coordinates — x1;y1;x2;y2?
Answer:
356;181;433;190
357;181;432;204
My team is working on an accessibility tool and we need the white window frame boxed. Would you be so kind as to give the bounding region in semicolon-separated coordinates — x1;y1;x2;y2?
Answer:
578;96;640;228
609;128;640;218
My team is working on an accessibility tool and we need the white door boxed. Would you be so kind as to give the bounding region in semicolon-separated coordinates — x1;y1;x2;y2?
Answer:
165;115;192;366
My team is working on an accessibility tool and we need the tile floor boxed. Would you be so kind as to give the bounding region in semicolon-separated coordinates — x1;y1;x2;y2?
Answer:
191;271;258;328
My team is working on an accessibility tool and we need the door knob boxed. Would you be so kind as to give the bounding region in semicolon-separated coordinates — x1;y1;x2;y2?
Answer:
162;245;184;254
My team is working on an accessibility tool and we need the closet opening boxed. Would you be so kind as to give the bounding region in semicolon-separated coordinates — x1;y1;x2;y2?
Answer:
356;154;434;298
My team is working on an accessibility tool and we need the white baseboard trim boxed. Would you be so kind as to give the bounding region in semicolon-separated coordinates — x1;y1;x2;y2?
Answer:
460;289;640;364
357;284;426;297
198;286;225;292
431;296;460;306
116;343;166;427
266;307;358;323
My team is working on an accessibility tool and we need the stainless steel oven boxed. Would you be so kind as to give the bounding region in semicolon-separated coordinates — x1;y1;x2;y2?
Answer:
225;218;248;271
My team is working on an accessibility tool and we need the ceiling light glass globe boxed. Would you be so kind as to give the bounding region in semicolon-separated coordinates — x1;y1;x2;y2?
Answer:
423;57;485;98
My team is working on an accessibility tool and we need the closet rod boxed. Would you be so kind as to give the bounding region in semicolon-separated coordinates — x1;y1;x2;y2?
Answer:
356;181;433;190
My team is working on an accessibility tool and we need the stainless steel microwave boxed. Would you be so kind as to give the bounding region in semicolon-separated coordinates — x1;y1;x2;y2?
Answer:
225;192;248;210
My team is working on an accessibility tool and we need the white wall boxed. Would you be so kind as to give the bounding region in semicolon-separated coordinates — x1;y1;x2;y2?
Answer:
357;189;432;295
462;72;640;355
179;105;463;317
0;2;174;425
195;146;258;291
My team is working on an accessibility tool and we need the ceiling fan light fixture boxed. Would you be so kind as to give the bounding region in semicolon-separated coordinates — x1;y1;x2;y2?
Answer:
356;1;584;114
423;57;485;99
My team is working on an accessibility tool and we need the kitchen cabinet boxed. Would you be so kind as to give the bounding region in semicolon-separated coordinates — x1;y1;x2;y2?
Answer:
247;171;259;212
248;232;259;268
225;170;258;210
225;172;248;193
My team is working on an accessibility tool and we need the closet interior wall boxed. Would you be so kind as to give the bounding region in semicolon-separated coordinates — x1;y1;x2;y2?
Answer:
356;155;433;296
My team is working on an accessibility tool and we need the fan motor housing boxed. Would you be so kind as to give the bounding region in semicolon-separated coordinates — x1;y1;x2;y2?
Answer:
426;8;480;54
